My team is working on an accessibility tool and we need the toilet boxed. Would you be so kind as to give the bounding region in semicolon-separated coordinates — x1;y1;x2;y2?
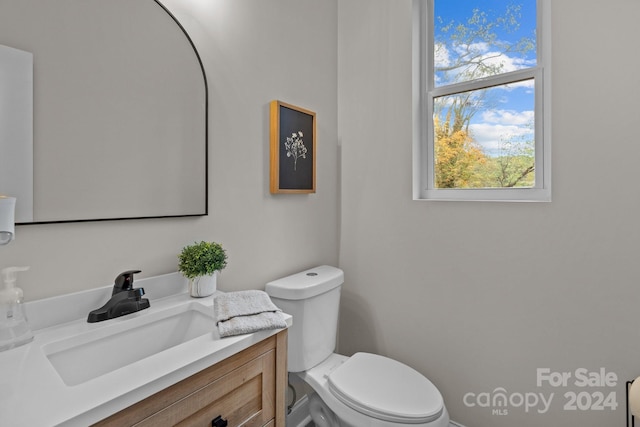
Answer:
266;265;450;427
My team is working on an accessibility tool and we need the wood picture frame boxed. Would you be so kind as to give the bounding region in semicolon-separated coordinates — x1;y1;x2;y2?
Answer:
270;100;316;194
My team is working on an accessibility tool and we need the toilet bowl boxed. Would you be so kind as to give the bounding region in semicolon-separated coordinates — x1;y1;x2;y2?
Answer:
265;266;450;427
308;392;339;427
300;353;450;427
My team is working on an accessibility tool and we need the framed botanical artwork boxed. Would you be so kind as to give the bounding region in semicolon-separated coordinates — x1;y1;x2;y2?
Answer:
270;100;316;194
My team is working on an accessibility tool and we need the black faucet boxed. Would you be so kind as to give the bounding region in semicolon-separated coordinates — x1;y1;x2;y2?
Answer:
87;270;150;323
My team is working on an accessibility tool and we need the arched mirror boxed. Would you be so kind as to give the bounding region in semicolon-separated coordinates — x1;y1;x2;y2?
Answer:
0;0;207;224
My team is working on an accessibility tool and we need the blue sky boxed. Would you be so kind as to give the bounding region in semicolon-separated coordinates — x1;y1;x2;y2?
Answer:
433;0;537;156
435;0;536;51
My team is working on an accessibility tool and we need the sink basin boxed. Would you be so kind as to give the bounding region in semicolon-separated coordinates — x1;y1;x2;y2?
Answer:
43;302;214;386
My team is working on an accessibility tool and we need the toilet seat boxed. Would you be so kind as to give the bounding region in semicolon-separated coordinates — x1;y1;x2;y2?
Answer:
327;352;444;424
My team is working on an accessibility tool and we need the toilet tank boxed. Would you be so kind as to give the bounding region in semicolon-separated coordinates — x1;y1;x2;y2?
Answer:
265;265;344;372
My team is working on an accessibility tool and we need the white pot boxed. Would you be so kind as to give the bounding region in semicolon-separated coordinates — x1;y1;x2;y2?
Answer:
188;272;217;297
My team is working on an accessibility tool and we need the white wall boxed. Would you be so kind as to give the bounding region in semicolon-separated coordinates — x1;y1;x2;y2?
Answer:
0;0;339;301
338;0;640;426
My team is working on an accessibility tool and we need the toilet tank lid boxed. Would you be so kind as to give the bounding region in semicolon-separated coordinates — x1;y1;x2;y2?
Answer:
265;265;344;300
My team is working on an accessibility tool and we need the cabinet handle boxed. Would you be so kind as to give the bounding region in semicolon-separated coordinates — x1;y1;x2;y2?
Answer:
212;415;228;427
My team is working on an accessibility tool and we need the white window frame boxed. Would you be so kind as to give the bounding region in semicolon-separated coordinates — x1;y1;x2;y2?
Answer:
413;0;551;202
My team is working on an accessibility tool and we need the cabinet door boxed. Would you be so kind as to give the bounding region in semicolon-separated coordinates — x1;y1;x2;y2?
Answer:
94;331;287;427
137;350;275;427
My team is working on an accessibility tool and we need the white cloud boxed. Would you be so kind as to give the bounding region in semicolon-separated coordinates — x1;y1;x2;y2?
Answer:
434;43;451;85
478;50;536;73
501;80;535;91
434;42;451;68
481;109;534;126
436;42;536;88
454;42;490;57
469;116;534;156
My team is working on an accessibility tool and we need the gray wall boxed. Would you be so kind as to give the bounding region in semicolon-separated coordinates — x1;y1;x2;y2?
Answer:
338;1;640;426
1;0;339;300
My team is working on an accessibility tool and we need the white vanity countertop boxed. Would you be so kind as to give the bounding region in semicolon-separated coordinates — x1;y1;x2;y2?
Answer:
0;272;291;427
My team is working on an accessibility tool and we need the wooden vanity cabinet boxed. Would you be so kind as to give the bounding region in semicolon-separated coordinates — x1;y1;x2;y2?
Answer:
94;330;287;427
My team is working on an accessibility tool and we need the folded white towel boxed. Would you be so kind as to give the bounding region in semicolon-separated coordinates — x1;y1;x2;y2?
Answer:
214;290;281;322
217;311;287;338
214;290;287;338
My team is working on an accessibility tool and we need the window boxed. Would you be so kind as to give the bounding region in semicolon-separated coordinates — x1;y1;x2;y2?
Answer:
413;0;550;201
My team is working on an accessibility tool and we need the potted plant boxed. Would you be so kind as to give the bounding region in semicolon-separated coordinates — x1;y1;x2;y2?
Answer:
178;241;227;297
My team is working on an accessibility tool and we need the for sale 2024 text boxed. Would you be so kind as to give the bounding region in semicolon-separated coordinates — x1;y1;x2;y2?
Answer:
463;367;619;415
537;368;618;412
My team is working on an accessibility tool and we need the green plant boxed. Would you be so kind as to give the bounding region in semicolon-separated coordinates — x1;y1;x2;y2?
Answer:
178;241;227;279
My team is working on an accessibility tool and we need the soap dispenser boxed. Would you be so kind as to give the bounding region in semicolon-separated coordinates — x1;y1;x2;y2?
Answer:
0;266;33;352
